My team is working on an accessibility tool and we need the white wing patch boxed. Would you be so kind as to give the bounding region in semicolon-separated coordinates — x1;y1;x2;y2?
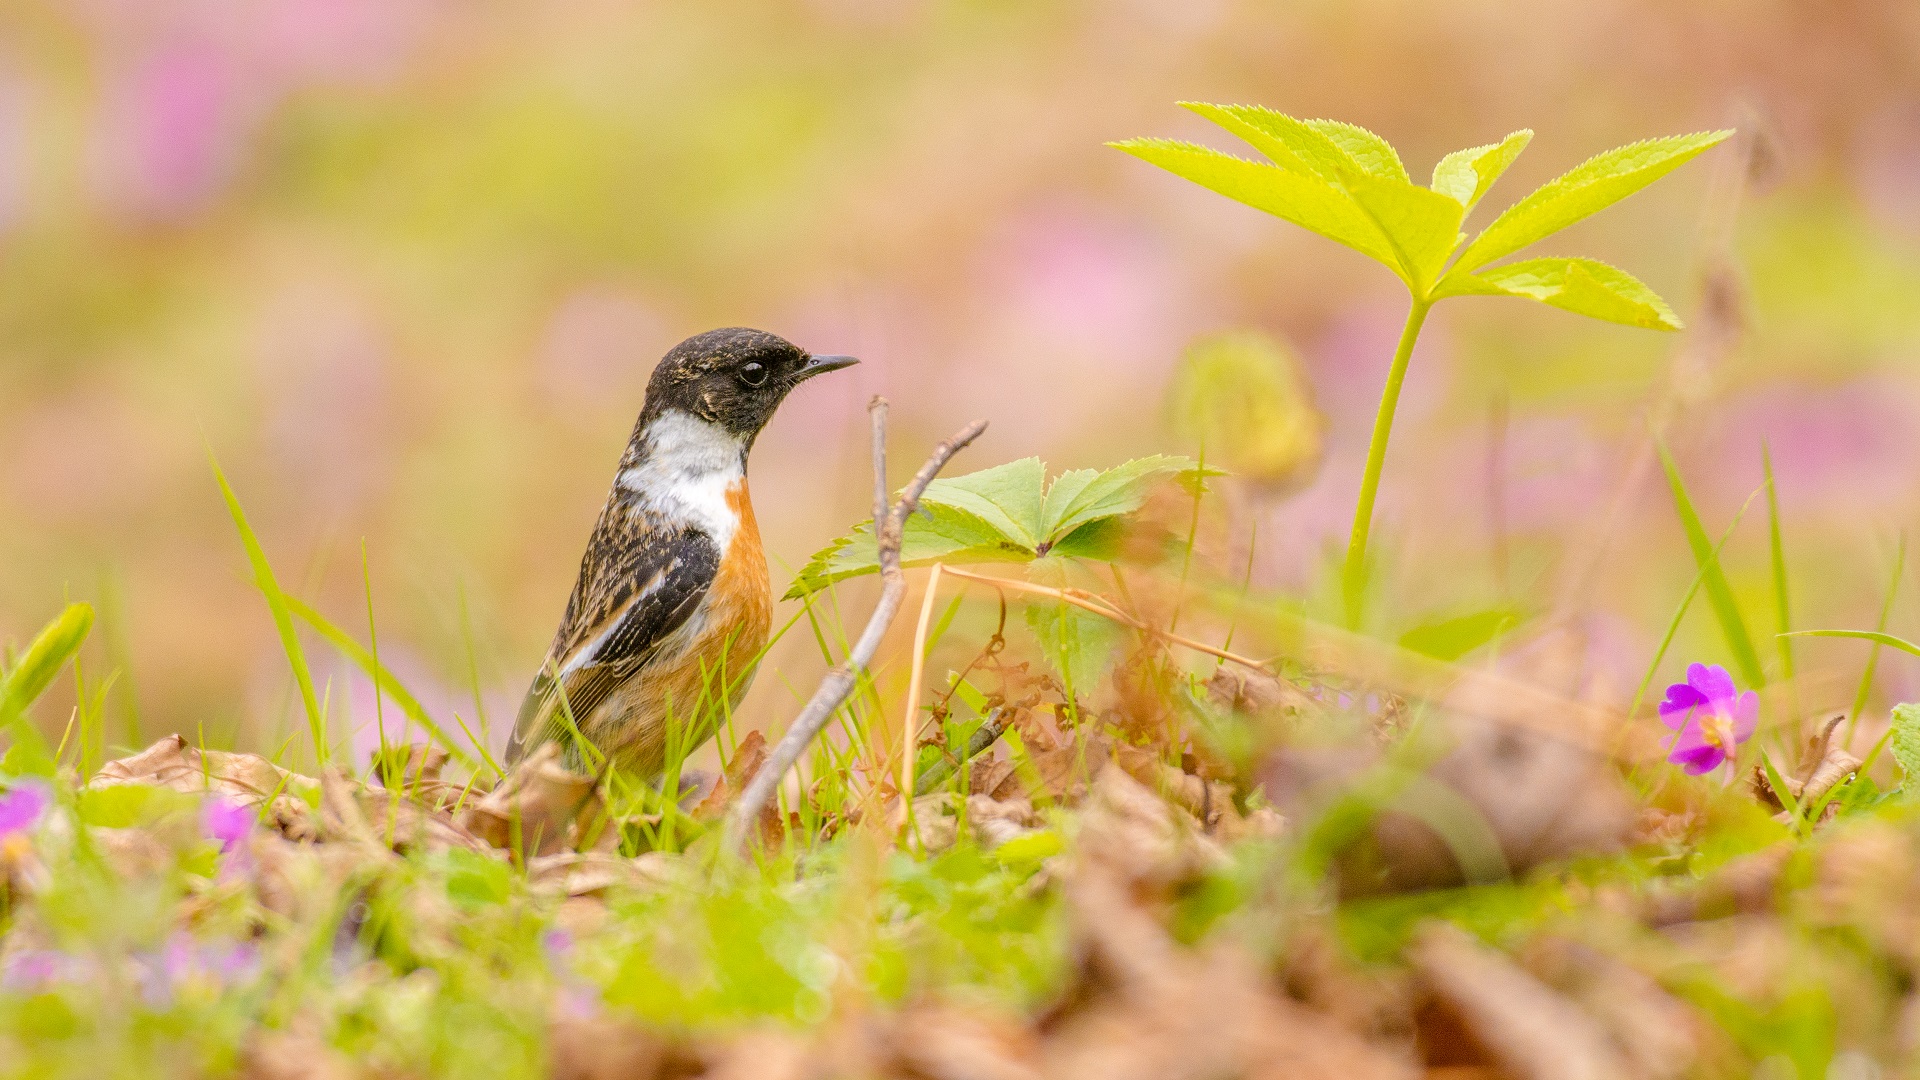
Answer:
617;409;746;550
561;567;666;676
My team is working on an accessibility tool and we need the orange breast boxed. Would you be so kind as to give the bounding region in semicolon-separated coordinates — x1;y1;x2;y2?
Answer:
581;480;773;776
712;480;773;691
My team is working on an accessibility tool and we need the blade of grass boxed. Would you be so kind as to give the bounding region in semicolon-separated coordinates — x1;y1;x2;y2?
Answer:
455;578;493;753
282;595;476;769
362;542;393;781
1656;439;1764;688
1846;537;1905;746
1760;750;1805;836
209;449;327;767
1763;441;1794;680
1628;488;1760;720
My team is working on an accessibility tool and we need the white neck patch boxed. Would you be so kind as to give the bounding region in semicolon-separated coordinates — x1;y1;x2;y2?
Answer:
617;409;747;545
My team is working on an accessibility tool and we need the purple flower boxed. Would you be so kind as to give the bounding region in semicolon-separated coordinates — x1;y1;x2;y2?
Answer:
2;950;74;991
1659;663;1758;775
0;781;48;846
202;797;253;851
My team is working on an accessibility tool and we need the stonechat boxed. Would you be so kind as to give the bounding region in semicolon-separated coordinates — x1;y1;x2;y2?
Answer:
508;328;857;776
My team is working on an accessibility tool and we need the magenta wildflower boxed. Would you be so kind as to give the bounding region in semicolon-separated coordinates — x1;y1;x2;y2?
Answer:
201;796;253;852
1658;663;1758;775
0;781;48;839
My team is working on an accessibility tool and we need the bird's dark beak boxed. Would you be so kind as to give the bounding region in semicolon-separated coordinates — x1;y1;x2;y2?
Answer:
793;353;859;383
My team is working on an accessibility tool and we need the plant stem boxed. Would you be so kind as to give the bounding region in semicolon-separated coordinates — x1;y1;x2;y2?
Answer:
1342;297;1432;629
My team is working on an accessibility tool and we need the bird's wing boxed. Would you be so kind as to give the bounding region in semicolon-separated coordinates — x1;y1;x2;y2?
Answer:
508;523;721;767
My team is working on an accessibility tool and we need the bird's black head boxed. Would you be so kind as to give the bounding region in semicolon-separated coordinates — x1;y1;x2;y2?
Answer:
641;328;857;441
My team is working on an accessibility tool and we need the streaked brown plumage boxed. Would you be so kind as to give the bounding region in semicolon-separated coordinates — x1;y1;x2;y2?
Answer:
508;328;855;775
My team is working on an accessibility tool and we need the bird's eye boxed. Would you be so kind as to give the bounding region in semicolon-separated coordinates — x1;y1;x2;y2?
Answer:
739;361;768;387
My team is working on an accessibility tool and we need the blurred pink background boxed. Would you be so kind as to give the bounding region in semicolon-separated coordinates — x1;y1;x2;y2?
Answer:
4;1;1918;763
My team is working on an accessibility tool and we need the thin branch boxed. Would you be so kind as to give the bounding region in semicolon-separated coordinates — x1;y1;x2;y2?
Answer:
724;403;987;852
913;705;1007;796
937;565;1271;673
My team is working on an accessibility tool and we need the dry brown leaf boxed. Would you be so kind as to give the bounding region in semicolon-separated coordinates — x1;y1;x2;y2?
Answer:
459;744;600;860
696;1029;813;1080
1071;766;1225;888
692;731;785;848
239;1029;357;1080
527;851;679;899
1749;715;1861;824
547;1012;668;1080
888;1004;1042;1080
90;735;319;841
366;743;467;810
1047;868;1412;1080
1410;923;1637;1080
1520;935;1698;1080
1640;844;1789;926
966;794;1041;849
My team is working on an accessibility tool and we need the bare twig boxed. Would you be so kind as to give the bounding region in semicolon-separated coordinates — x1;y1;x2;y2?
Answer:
724;402;987;851
937;565;1271;673
913;706;1008;797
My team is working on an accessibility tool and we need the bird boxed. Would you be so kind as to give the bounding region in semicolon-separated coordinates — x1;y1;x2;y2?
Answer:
507;327;857;777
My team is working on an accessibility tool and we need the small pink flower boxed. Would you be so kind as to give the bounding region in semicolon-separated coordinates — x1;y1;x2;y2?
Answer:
202;797;253;851
1659;663;1758;775
0;781;47;838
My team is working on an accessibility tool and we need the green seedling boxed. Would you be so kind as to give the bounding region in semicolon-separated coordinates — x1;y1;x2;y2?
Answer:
1113;105;1729;626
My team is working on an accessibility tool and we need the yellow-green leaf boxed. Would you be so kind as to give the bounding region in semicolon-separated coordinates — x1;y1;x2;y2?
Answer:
1302;118;1408;181
1440;256;1681;330
1;603;93;714
1180;103;1356;181
1454;130;1731;272
1111;138;1397;268
1343;171;1467;295
1430;130;1533;211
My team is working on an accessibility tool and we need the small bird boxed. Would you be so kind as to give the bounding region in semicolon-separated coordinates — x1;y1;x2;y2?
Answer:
508;328;857;776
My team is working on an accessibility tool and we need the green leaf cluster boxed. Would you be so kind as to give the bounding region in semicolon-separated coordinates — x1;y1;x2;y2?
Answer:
1113;104;1728;327
785;455;1205;599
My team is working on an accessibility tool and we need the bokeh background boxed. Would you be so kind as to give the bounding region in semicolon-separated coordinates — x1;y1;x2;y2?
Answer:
4;0;1919;766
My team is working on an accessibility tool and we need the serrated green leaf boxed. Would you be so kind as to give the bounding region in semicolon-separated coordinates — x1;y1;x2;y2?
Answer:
1042;455;1201;544
1;603;93;714
1182;103;1355;181
1342;171;1466;294
1302;118;1408;181
786;456;1202;597
1430;130;1533;211
1110;138;1398;269
1047;516;1131;561
1891;703;1920;793
1167;105;1457;291
1440;256;1681;330
1025;558;1121;692
1038;469;1100;531
1454;130;1731;272
920;457;1048;549
783;504;1030;599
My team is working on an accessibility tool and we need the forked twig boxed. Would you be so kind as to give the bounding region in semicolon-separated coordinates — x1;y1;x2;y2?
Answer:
724;402;987;851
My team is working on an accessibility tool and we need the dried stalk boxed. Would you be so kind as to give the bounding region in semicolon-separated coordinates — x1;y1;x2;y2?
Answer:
938;565;1270;673
724;402;987;851
899;562;944;807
